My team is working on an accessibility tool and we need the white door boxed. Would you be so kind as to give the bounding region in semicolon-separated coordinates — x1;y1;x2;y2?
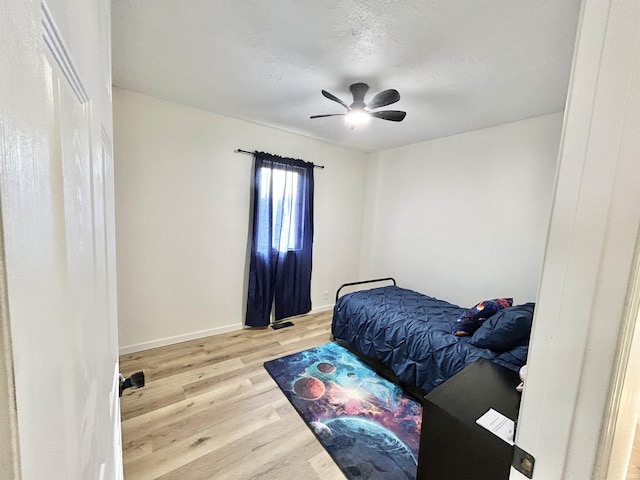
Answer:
0;1;121;479
511;0;640;478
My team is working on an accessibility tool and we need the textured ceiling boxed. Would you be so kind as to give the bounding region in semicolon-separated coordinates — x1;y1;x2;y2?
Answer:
111;0;582;152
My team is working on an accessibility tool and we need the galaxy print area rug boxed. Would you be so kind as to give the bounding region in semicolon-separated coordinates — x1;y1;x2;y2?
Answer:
263;342;422;480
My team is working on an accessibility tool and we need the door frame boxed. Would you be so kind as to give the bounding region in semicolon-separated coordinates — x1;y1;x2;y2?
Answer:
601;256;640;479
0;224;20;479
511;0;640;478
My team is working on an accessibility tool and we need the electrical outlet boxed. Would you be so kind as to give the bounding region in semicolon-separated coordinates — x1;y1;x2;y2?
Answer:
323;290;329;301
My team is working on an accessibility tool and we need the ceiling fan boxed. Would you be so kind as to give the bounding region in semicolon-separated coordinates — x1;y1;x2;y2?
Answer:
310;82;407;125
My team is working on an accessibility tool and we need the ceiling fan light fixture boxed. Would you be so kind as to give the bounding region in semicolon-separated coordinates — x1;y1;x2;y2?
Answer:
345;109;371;125
312;83;405;126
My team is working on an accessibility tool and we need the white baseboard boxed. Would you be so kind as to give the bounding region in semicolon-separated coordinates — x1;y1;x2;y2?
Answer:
119;306;334;355
279;304;334;322
119;323;242;355
310;304;334;314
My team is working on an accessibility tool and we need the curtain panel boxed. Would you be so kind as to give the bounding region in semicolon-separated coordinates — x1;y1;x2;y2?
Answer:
245;152;314;327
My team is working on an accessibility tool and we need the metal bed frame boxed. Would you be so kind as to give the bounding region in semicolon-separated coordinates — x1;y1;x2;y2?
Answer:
335;277;396;303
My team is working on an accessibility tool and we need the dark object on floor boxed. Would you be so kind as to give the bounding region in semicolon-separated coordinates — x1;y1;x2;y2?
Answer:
119;371;145;397
264;342;421;480
417;359;521;480
271;321;294;330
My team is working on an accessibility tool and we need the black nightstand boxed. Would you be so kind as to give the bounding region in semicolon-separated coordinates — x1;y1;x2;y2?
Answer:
417;359;522;480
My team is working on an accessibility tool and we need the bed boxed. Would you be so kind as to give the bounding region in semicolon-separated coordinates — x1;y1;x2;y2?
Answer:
331;278;534;393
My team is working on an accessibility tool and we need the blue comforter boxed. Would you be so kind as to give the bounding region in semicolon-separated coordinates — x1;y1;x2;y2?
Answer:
331;285;531;393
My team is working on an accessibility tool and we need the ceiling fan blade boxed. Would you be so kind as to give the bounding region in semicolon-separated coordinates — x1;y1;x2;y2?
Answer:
310;113;347;119
349;82;370;107
366;89;400;110
321;90;350;110
371;110;406;122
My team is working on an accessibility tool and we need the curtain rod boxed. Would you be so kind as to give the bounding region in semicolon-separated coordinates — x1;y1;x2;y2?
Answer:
235;149;325;169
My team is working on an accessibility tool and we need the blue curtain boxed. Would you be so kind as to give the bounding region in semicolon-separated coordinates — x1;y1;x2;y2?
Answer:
245;152;314;327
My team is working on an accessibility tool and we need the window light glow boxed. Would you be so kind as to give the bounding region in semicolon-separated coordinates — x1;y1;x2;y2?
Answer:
257;166;301;252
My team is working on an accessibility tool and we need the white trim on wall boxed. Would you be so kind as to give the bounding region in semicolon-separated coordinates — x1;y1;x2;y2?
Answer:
119;323;243;355
309;304;334;315
118;304;335;355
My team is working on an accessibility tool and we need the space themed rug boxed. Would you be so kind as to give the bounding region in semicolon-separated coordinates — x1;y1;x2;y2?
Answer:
264;342;422;480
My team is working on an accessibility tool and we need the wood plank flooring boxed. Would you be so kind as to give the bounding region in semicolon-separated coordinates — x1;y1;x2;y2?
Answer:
628;422;640;479
119;311;346;480
121;311;640;479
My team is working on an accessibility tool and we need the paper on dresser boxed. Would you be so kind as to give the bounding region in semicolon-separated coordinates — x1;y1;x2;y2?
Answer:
476;408;515;446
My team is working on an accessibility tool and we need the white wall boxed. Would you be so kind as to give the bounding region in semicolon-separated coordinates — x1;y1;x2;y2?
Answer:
114;94;562;350
114;88;368;353
360;113;563;307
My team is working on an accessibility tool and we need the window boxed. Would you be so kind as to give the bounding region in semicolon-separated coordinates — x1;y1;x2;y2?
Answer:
256;165;303;252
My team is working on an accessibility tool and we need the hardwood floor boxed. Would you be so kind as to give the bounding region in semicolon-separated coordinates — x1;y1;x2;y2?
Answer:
119;311;346;480
628;422;640;479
